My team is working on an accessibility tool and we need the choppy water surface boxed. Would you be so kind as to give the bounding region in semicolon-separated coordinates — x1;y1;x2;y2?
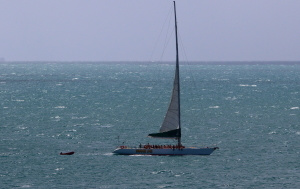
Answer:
0;62;299;188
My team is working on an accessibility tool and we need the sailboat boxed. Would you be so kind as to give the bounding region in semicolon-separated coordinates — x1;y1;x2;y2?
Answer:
113;1;218;155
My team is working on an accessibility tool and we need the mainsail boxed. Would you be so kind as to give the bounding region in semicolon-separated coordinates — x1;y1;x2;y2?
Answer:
148;1;181;139
148;66;181;138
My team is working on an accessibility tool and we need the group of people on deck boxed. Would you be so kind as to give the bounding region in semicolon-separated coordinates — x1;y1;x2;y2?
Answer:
139;143;185;149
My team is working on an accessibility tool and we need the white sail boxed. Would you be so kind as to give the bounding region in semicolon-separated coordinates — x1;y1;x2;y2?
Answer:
160;67;179;132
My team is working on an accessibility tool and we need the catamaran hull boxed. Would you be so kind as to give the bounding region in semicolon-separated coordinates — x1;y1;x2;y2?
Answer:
113;147;218;156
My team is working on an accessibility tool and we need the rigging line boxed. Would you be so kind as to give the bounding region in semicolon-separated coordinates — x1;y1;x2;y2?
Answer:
178;32;198;92
144;5;173;121
145;7;175;124
149;5;173;62
159;29;175;62
160;9;173;62
141;5;174;131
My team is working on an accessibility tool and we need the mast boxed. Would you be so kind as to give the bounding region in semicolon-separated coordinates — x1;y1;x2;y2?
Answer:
173;1;181;147
148;1;182;142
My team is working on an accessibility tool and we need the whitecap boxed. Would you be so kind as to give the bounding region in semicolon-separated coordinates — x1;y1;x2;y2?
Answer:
72;116;87;120
51;116;61;121
225;96;237;101
290;107;299;110
158;185;171;189
112;90;122;93
13;99;25;102
209;106;220;109
140;86;153;90
54;106;66;109
20;185;31;188
239;84;257;87
100;125;113;128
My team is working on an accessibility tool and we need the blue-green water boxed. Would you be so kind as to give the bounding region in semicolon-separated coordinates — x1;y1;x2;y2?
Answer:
1;62;299;188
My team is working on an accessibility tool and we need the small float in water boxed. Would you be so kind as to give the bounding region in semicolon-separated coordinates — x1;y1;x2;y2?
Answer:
60;151;75;155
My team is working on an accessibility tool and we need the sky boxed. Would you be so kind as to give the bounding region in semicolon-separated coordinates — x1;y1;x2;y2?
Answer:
1;0;300;62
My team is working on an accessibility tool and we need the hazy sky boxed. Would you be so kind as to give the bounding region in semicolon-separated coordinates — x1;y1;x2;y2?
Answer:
1;0;300;61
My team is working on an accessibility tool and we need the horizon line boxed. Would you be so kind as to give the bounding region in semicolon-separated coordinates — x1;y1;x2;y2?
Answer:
1;60;300;62
1;60;300;65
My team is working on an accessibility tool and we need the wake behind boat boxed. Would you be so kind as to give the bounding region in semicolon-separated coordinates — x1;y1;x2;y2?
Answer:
113;1;218;156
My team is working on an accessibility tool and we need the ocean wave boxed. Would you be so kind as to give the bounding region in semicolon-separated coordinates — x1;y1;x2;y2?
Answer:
54;106;66;109
239;84;257;87
209;106;220;109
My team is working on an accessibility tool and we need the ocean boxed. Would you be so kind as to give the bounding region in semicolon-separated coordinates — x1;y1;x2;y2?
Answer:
0;62;299;188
